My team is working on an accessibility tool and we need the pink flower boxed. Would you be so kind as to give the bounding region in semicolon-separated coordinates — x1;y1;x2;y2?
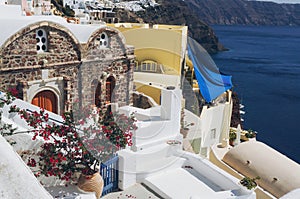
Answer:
27;158;36;167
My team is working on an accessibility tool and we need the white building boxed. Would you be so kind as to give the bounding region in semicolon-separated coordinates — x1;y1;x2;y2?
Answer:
115;88;255;198
63;0;85;9
0;88;256;198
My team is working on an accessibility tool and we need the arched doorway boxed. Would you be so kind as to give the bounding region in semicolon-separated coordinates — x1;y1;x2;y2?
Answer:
94;82;102;108
106;76;115;103
31;90;58;114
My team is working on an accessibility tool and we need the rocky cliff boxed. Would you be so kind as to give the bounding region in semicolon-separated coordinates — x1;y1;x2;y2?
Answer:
115;0;227;53
116;0;300;53
116;0;300;52
184;0;300;26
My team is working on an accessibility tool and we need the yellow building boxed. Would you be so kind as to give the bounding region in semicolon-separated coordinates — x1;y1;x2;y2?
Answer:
109;23;234;161
108;23;188;104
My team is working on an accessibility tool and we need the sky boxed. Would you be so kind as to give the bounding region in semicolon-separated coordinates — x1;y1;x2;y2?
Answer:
254;0;300;3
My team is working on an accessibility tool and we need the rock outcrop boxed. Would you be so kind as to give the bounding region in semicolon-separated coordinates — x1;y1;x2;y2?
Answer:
115;0;300;53
184;0;300;26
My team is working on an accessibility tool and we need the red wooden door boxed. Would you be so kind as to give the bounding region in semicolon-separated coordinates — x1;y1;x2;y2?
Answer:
32;90;58;114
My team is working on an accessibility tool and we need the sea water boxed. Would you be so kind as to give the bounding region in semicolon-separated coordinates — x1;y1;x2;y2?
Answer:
212;25;300;163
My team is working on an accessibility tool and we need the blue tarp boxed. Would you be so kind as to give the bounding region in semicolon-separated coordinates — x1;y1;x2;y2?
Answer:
187;38;232;102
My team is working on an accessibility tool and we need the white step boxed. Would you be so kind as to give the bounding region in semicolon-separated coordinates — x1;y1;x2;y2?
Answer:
136;155;185;174
143;168;234;199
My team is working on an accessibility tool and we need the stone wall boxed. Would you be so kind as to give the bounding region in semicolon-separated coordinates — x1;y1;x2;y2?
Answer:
0;23;80;71
79;27;135;112
85;27;126;60
0;22;134;114
0;23;81;112
79;59;134;109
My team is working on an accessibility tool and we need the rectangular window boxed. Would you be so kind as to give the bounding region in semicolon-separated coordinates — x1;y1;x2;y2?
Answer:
147;63;151;71
141;63;147;71
36;29;48;53
141;62;157;72
151;63;157;72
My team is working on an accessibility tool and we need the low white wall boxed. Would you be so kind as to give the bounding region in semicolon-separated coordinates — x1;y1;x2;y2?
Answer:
133;120;182;151
183;93;232;157
200;104;226;148
0;135;52;199
118;143;185;190
181;152;256;198
182;152;239;190
220;94;233;142
134;72;181;88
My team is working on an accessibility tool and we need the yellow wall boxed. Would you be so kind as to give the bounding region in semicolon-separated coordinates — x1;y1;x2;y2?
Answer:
134;82;161;104
135;48;181;75
108;23;187;104
109;23;187;75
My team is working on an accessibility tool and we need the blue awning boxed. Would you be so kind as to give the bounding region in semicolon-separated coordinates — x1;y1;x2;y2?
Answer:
187;38;232;102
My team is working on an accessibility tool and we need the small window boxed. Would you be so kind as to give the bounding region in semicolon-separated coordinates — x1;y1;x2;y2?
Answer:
98;32;109;49
147;63;151;71
141;63;147;71
36;29;48;53
210;128;216;139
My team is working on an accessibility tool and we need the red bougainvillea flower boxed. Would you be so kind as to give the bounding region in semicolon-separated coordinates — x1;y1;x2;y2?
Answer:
9;103;137;181
7;87;18;97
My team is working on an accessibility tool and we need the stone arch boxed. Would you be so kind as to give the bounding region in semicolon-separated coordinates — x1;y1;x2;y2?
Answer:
28;85;61;114
86;26;127;55
0;21;82;61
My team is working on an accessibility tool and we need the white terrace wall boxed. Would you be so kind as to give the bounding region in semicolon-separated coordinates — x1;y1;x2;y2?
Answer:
119;88;182;151
182;94;232;157
0;135;52;199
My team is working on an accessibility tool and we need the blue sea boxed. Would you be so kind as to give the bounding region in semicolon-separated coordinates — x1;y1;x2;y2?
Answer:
211;25;300;163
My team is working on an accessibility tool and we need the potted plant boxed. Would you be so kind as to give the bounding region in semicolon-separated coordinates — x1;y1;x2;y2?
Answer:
8;103;136;198
240;176;260;190
229;129;237;146
245;129;256;140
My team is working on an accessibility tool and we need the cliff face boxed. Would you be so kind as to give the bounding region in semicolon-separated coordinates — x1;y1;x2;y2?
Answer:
116;0;227;53
116;0;300;52
184;0;300;26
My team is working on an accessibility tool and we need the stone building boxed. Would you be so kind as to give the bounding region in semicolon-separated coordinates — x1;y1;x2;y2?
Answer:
0;6;134;114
